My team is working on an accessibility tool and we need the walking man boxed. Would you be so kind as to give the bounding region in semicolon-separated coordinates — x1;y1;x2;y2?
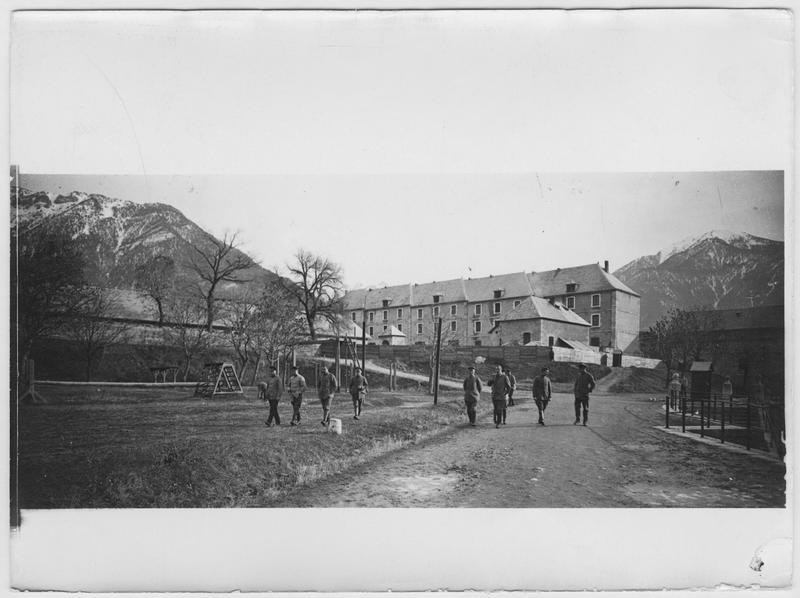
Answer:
573;363;595;426
487;364;512;428
260;366;283;427
318;364;338;427
348;366;368;420
505;367;517;406
532;366;552;425
462;365;482;426
288;365;307;426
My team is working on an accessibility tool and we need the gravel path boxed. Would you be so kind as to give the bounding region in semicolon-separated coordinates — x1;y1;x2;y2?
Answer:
272;392;785;508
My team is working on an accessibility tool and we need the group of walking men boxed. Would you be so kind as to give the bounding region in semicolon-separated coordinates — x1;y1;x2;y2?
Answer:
258;364;369;428
462;363;596;427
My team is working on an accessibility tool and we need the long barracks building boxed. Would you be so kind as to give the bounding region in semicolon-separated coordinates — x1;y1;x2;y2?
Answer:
342;262;641;352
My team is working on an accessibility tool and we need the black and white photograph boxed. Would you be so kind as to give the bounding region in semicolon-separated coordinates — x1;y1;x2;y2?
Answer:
4;3;796;594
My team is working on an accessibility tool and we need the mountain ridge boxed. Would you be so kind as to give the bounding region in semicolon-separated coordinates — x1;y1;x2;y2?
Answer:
614;230;783;329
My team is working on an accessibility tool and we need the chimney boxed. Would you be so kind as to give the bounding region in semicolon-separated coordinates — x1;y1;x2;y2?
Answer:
603;260;609;273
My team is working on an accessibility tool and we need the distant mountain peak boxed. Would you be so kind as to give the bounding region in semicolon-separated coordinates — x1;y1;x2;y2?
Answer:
614;230;783;329
656;230;777;265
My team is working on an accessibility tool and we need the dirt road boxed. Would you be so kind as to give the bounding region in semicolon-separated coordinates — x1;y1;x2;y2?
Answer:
272;392;785;508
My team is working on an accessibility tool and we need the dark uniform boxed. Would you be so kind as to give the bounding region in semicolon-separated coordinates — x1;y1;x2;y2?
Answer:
487;369;512;428
318;367;338;426
288;368;307;425
532;367;552;425
573;364;596;426
505;369;517;406
462;367;482;426
259;371;283;426
348;370;368;419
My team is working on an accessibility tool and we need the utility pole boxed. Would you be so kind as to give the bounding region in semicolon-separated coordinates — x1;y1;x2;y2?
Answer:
433;317;442;405
361;319;367;373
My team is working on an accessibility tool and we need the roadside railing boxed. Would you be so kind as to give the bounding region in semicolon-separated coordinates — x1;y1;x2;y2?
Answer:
664;393;785;458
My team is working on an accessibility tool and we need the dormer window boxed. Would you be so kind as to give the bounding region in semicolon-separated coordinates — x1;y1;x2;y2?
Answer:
493;290;503;299
566;283;577;293
382;299;390;308
433;295;441;303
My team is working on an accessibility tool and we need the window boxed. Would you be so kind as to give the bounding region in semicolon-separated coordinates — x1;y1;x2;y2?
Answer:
493;290;502;299
382;299;390;308
368;326;374;336
351;312;357;321
450;321;457;332
397;308;403;318
591;313;601;328
417;323;423;334
590;336;600;347
383;325;388;332
368;311;374;322
474;304;482;316
474;340;482;347
382;310;388;321
433;306;440;318
493;302;501;314
513;300;521;308
417;308;423;319
591;294;601;308
474;321;482;334
433;295;441;303
566;296;575;309
522;332;531;344
566;283;577;293
548;336;555;346
397;324;402;332
450;305;457;316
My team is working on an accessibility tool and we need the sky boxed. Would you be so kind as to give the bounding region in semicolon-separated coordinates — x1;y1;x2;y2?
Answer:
19;170;785;289
9;9;792;289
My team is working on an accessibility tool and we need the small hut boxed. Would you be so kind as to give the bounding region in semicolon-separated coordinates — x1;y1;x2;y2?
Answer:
689;361;714;399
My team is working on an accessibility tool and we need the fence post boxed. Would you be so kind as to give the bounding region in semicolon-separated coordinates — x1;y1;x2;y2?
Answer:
746;397;751;451
665;394;670;428
700;399;705;438
721;403;725;444
729;395;733;425
682;401;686;433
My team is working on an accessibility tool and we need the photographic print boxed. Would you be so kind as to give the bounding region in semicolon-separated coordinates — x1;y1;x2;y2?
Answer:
6;5;794;593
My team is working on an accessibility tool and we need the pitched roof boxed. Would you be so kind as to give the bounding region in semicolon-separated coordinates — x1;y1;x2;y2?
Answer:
690;361;713;372
529;263;639;297
497;295;591;326
342;284;412;311
410;277;467;305
378;325;406;338
692;305;783;331
556;339;597;352
314;316;371;340
463;271;533;301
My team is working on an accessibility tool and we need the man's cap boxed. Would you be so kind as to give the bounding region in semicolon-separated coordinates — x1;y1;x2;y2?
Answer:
468;365;475;370
292;365;299;370
542;366;550;372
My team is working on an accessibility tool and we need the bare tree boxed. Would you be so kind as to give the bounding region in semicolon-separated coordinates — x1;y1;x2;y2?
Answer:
62;288;131;382
163;292;211;382
222;289;261;383
186;232;255;331
283;249;344;340
11;226;88;379
641;307;724;386
251;281;306;383
134;255;176;326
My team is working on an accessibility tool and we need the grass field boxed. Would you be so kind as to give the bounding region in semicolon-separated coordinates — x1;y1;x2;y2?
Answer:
16;384;488;508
